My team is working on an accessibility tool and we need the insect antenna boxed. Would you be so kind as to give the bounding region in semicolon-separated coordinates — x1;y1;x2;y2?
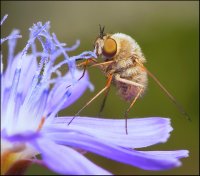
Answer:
99;24;105;39
135;59;191;121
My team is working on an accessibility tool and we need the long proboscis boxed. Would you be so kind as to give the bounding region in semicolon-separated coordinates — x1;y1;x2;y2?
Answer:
136;59;191;121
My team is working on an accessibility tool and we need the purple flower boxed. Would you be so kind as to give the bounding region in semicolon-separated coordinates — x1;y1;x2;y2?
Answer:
1;15;189;175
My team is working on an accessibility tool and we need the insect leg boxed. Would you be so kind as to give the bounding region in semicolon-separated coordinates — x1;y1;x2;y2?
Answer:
68;74;113;125
135;59;191;121
77;59;89;81
77;58;98;81
124;88;144;134
98;85;111;117
66;58;97;89
115;74;144;88
77;58;97;67
115;74;144;134
90;60;115;68
77;60;114;81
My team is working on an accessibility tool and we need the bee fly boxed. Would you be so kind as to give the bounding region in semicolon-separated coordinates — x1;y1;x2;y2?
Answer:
68;25;191;134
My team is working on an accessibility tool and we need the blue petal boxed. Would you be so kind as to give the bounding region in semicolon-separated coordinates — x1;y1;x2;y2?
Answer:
30;136;111;175
45;132;188;171
139;150;189;159
3;52;37;98
46;69;91;114
1;129;39;142
47;116;172;148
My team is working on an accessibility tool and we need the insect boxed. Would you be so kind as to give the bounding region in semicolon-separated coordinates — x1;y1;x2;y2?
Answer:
68;25;190;134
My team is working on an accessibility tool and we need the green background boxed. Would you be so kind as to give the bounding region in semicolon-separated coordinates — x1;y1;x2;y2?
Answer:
1;1;199;175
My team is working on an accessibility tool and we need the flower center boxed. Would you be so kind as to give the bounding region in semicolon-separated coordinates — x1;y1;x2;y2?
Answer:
1;144;26;175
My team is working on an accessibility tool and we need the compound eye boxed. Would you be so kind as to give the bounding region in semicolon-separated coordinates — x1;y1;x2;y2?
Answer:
103;38;117;57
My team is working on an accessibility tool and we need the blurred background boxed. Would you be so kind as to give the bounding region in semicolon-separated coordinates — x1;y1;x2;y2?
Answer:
1;1;199;175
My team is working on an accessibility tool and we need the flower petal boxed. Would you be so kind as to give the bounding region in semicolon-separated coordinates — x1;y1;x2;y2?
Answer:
46;69;91;114
47;116;172;148
45;132;187;171
139;150;189;159
1;129;39;142
4;52;37;97
30;136;111;175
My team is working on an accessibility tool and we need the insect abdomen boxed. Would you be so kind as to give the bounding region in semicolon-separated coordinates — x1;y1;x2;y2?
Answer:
115;67;148;102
